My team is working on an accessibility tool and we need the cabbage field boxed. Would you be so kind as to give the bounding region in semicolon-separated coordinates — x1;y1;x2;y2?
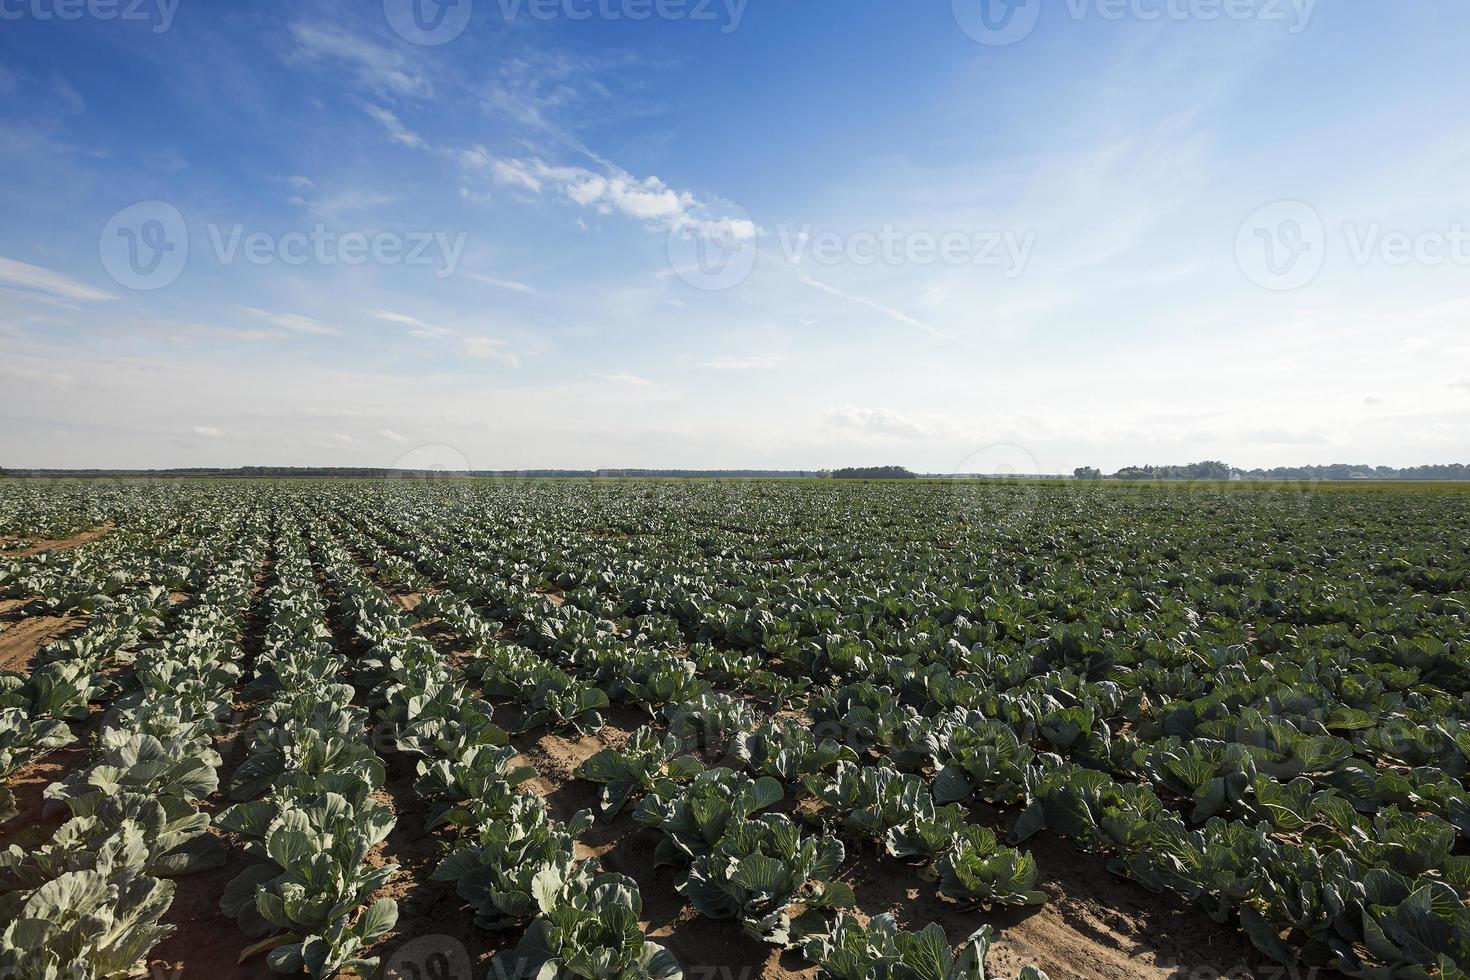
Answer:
0;477;1467;980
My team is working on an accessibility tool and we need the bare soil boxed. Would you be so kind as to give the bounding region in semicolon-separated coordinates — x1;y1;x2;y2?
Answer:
11;524;115;559
0;612;86;672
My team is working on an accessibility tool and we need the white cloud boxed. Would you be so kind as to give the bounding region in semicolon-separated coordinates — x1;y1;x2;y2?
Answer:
0;256;113;302
128;319;286;344
490;159;542;194
1451;380;1470;394
371;309;450;338
592;372;655;387
699;354;788;370
486;157;758;241
466;273;536;294
798;274;937;337
241;307;341;336
462;337;521;367
362;103;423;148
373;310;523;366
457;145;492;170
286;22;427;97
192;425;224;438
378;428;407;443
291;187;399;219
53;74;85;113
822;407;933;441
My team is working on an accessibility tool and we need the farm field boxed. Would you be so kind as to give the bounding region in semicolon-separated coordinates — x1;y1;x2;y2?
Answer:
1;477;1468;980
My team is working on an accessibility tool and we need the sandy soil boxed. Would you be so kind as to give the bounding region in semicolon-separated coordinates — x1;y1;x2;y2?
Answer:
10;524;115;559
0;612;86;672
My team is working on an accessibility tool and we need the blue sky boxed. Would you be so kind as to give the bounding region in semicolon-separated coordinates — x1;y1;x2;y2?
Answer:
2;0;1468;472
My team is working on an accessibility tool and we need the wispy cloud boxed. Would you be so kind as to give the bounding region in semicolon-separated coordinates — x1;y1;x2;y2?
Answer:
592;371;655;387
490;159;542;194
466;273;536;294
0;256;113;302
362;103;423;148
378;428;407;443
289;187;399;219
376;310;522;366
462;336;521;367
699;354;788;370
372;309;449;338
487;157;758;241
797;274;938;337
241;307;341;336
192;425;224;438
129;319;285;344
822;406;934;441
286;21;427;97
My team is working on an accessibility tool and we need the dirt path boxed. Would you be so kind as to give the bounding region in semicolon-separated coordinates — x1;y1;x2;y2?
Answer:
0;612;86;672
10;524;115;559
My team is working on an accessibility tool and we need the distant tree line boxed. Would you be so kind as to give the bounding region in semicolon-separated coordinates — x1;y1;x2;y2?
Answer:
1234;463;1470;481
827;466;919;480
1067;461;1470;482
1108;461;1234;481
